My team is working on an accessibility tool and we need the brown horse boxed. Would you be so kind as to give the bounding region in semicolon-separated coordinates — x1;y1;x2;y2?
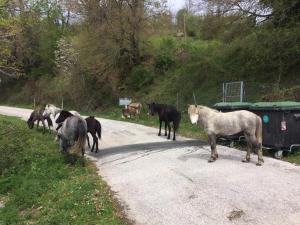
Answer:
27;107;53;133
122;103;142;119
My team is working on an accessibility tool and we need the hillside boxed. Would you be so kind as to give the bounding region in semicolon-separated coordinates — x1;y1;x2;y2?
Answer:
0;1;299;110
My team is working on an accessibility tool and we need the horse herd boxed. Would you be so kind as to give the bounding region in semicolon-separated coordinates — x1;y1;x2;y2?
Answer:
26;102;264;166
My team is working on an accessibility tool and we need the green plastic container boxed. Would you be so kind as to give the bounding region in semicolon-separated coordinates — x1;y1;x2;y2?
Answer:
214;102;252;111
250;101;300;150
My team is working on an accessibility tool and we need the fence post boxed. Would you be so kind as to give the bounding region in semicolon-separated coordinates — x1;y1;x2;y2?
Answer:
61;96;64;109
222;83;225;102
240;81;244;102
176;92;179;110
33;96;36;108
193;91;197;105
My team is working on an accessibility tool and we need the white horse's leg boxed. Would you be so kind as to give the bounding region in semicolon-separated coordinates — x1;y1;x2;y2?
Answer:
245;133;264;166
257;144;264;166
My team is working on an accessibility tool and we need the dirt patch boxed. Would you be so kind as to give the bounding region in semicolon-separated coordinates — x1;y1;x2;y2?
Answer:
227;209;245;221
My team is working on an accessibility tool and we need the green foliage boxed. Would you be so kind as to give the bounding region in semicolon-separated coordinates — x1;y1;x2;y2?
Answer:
1;0;300;109
0;115;126;225
128;66;154;90
152;37;176;72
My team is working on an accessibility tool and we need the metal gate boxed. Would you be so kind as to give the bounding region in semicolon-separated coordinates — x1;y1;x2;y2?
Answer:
223;81;244;102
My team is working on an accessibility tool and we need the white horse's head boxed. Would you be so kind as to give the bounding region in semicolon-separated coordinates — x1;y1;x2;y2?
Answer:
188;105;199;124
43;104;61;117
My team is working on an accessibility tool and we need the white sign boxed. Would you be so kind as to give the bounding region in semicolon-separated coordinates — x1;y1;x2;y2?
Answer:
119;98;132;106
281;121;287;131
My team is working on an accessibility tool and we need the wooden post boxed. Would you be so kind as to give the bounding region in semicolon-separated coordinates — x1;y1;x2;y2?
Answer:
33;96;36;108
183;13;187;41
193;91;197;105
177;92;179;110
61;96;64;109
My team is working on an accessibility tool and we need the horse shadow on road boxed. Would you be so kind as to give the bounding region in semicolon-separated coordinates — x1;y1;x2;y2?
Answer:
89;140;247;165
91;140;206;158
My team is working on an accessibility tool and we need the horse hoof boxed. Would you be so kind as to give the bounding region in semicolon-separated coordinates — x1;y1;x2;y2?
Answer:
242;158;250;163
256;162;263;166
158;134;161;136
208;158;216;163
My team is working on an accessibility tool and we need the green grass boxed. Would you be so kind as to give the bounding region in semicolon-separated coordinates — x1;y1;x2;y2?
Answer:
0;115;128;225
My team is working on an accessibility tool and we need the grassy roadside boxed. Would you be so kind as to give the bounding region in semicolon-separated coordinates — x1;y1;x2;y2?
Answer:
0;115;129;225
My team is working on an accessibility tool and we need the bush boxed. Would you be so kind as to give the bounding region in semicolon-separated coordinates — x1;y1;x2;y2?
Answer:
153;37;176;72
128;66;154;90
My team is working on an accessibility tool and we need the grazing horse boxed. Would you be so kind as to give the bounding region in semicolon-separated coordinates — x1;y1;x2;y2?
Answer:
122;102;142;119
59;116;87;165
56;111;102;153
128;102;142;116
55;110;74;131
188;105;264;166
27;108;53;133
147;103;181;141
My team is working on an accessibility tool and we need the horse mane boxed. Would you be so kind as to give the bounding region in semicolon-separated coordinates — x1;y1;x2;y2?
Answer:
197;105;218;113
56;110;74;123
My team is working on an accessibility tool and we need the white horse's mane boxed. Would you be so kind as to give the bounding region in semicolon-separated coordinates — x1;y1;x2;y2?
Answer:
197;105;219;113
47;104;60;109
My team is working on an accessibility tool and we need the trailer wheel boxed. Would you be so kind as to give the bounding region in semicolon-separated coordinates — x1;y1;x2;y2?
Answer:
274;150;283;159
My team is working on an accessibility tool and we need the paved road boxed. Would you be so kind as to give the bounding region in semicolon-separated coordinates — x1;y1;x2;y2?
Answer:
1;106;300;225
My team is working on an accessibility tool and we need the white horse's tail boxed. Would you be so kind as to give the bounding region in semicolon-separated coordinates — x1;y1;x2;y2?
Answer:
70;119;87;156
255;116;263;145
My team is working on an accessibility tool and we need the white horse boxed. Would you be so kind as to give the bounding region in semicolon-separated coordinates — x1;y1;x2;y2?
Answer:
43;104;80;141
188;105;264;166
43;104;80;119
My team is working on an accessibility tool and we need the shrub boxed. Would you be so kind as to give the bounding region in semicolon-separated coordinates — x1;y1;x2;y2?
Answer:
128;66;154;90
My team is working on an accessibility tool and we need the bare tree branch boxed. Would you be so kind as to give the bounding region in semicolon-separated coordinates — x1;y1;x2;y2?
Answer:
235;3;272;18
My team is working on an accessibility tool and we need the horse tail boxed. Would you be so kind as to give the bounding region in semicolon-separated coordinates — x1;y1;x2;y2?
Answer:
71;119;87;155
97;122;102;139
255;116;263;145
174;112;181;131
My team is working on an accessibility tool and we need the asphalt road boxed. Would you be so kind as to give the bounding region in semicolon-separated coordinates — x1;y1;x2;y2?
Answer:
1;106;300;225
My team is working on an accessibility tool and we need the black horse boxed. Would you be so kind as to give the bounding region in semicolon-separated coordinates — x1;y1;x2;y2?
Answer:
55;111;102;153
27;108;53;133
85;116;102;153
147;103;181;141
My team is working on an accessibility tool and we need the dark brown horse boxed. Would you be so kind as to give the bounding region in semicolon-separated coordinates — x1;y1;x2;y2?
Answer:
147;103;181;141
27;107;53;133
85;116;102;153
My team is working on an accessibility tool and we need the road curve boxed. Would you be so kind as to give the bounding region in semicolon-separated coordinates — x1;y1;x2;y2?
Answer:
1;106;300;225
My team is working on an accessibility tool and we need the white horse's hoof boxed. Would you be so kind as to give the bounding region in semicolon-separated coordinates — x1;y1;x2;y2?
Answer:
208;158;216;163
242;158;250;163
